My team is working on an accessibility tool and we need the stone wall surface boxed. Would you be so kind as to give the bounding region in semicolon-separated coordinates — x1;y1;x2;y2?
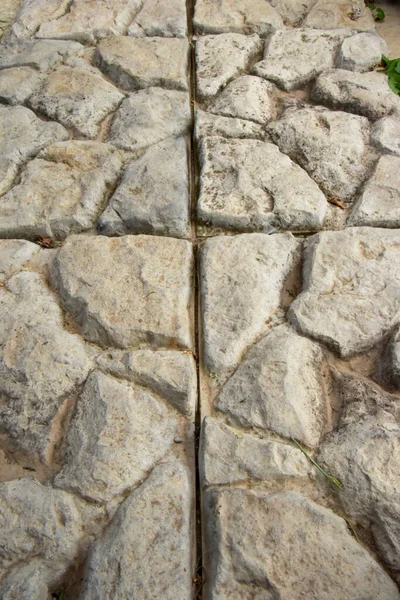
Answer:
0;0;399;598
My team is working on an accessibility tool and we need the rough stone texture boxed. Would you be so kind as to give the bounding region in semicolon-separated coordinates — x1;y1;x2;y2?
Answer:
304;0;375;31
385;328;400;389
348;155;400;227
0;105;68;196
312;69;400;121
79;462;193;599
51;235;193;350
0;240;39;282
108;88;190;151
372;117;400;156
54;371;181;503
0;271;91;460
0;67;42;105
11;0;71;38
29;67;124;139
193;0;283;36
200;417;312;487
208;75;277;124
99;137;190;238
195;110;266;140
203;488;399;599
338;32;388;72
95;36;189;92
198;136;327;232
0;141;122;240
270;0;318;25
289;228;400;357
0;39;84;72
0;566;49;600
201;233;300;373
196;34;263;100
268;106;370;201
128;0;187;37
253;28;349;91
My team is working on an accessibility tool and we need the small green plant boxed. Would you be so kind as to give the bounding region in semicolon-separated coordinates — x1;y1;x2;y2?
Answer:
365;3;386;21
291;438;344;491
379;55;400;95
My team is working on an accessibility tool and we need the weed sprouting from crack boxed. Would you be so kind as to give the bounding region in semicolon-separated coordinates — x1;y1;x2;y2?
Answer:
291;437;344;492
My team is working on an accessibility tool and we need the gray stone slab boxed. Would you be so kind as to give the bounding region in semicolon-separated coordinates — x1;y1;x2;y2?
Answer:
11;0;71;38
372;117;400;156
195;110;266;140
338;32;388;72
128;0;187;37
0;39;84;72
193;0;283;36
0;67;42;105
304;0;375;31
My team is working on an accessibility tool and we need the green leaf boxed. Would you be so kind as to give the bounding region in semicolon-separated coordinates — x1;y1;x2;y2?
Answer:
388;76;400;94
396;62;400;74
375;7;385;20
367;2;376;9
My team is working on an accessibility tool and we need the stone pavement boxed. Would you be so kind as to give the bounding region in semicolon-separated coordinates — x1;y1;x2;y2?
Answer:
0;0;399;598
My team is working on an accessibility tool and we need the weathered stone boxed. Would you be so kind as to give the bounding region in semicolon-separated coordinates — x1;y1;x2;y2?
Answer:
0;39;84;72
338;32;387;72
79;462;193;599
289;228;400;357
0;240;39;282
348;155;400;227
268;106;370;201
270;0;318;25
128;0;187;37
51;235;193;349
385;328;400;389
195;110;266;140
201;233;299;373
0;67;42;105
0;271;91;460
196;34;262;100
29;67;124;138
204;488;399;599
0;566;48;600
0;105;68;196
0;141;122;240
372;117;400;156
198;136;327;232
208;75;277;124
312;69;400;120
95;36;189;92
253;28;349;91
193;0;283;36
36;0;143;44
108;88;190;151
304;0;375;31
11;0;71;38
200;417;312;487
99;137;190;238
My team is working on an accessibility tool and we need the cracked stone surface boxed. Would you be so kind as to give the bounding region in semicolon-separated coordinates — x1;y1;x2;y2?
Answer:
195;109;266;140
0;39;84;72
0;67;42;105
11;0;72;38
304;0;375;31
372;117;400;156
338;32;388;72
128;0;187;37
193;0;283;36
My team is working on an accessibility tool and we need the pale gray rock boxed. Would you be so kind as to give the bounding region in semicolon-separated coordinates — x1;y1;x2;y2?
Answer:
268;106;370;201
289;228;400;357
108;88;190;152
55;371;181;503
128;0;187;37
204;488;400;599
198;136;327;232
348;155;400;227
0;240;39;282
194;0;283;36
304;0;375;31
270;0;318;25
0;39;84;72
95;36;189;92
0;271;91;460
0;141;122;240
338;32;387;72
200;417;312;487
11;0;71;38
29;67;124;138
0;105;68;196
372;117;400;156
196;34;263;100
195;110;266;140
312;69;400;120
99;137;190;238
208;75;277;124
79;462;193;599
51;235;193;350
0;566;48;600
200;233;300;373
0;67;42;105
253;28;349;91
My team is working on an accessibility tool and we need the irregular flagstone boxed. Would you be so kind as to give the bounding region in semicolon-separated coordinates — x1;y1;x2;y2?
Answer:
200;417;312;487
79;462;193;599
195;110;266;140
203;488;399;599
268;106;370;201
108;88;190;152
0;105;68;196
198;136;327;232
216;324;331;447
0;566;48;600
193;0;283;36
372;117;400;156
200;233;300;373
0;240;39;282
51;235;193;349
304;0;375;31
348;155;400;227
312;69;400;120
289;228;400;357
0;39;84;72
128;0;187;37
0;271;91;461
253;28;349;91
28;67;124;139
270;0;318;25
208;75;277;124
196;33;263;100
95;36;189;92
0;141;122;240
0;67;42;105
338;32;387;72
11;0;71;38
99;137;190;238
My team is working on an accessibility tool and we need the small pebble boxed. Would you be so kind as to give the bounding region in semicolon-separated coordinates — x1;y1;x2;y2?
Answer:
174;437;184;444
